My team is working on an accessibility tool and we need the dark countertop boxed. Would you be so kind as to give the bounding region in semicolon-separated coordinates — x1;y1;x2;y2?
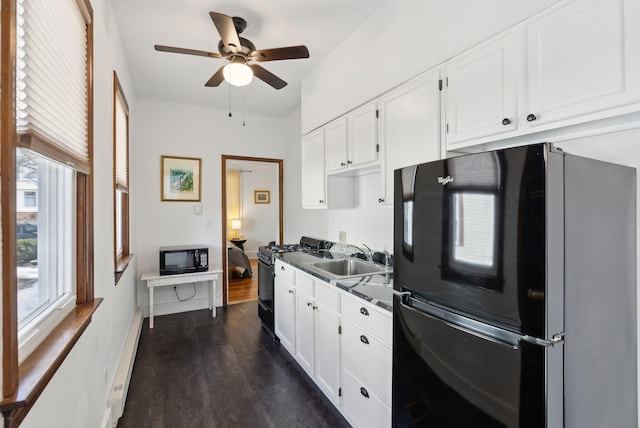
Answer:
275;249;393;312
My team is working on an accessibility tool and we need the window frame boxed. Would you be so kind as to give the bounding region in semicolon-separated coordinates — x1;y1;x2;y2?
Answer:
113;71;132;283
0;0;100;425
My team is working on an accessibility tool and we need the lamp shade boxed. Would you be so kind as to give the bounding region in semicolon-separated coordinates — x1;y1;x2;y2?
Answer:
223;62;253;87
231;219;242;230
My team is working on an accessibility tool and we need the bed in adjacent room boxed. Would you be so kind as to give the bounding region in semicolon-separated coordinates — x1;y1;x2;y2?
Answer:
228;242;253;278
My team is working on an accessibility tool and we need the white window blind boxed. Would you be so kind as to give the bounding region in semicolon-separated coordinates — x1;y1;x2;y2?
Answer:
16;0;89;173
115;88;128;191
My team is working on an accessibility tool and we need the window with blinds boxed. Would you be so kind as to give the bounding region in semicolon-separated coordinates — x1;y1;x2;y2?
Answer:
16;0;90;173
114;71;131;281
14;0;91;361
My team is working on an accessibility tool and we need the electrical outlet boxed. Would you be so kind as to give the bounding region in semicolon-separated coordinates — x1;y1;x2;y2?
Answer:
339;231;346;243
193;204;203;215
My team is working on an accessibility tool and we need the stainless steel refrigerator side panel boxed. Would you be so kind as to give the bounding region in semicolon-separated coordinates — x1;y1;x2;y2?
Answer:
563;153;637;427
544;146;565;428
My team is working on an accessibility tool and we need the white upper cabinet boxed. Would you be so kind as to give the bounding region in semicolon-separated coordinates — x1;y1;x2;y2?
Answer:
324;101;380;175
348;101;379;168
301;128;326;209
445;31;518;145
523;0;640;127
445;0;640;150
378;68;442;205
324;117;349;173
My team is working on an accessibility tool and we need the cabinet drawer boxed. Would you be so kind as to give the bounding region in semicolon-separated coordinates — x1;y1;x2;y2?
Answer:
275;260;294;284
315;279;340;312
342;320;391;406
342;293;392;346
342;367;391;428
295;270;314;295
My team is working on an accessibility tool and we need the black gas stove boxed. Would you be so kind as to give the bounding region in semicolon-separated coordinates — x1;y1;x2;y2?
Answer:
257;236;328;337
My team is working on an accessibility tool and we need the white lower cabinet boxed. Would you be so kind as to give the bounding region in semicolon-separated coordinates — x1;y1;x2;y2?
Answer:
276;262;392;427
274;261;296;354
342;367;391;428
341;293;392;427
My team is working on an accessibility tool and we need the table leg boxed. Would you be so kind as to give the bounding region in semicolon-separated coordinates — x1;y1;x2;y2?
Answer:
149;287;154;328
211;279;217;318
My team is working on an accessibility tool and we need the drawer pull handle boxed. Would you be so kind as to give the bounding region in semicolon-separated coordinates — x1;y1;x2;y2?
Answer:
360;387;369;398
281;266;285;270
360;307;369;316
360;335;369;345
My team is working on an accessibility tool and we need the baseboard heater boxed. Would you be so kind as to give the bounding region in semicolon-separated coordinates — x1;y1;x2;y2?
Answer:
108;309;143;426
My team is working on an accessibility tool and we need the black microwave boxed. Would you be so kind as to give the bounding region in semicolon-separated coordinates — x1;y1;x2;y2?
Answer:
159;245;209;275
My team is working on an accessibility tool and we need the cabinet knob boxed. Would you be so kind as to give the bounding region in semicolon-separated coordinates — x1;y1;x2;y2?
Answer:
319;200;324;204
347;160;353;165
312;305;317;310
360;387;369;398
526;113;537;122
281;266;285;270
378;198;384;203
288;290;294;294
360;307;369;316
360;335;369;345
501;118;511;125
340;162;346;166
307;302;312;307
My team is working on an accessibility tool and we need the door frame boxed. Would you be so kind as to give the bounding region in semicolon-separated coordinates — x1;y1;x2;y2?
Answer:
221;155;284;306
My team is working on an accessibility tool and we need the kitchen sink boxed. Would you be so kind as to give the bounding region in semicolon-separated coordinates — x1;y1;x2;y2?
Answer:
311;258;388;277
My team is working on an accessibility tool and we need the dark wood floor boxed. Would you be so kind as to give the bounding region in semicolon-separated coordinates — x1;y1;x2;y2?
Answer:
118;303;350;428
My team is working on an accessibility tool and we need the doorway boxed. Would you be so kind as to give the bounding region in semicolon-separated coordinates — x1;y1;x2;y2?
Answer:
221;155;283;306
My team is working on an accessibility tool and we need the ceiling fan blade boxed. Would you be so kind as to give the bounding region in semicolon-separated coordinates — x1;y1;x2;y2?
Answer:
249;64;287;90
204;66;226;87
209;12;242;54
154;44;222;59
250;45;310;62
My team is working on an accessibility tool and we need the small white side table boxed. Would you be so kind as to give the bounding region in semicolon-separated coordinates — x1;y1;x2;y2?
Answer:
140;267;222;328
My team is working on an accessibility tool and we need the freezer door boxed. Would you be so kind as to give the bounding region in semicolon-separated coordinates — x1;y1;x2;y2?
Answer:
392;296;562;427
394;144;551;337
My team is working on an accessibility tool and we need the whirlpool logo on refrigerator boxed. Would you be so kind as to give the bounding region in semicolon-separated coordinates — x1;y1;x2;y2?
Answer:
437;176;454;185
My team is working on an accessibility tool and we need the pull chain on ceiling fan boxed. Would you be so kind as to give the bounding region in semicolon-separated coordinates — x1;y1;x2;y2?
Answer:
154;11;310;90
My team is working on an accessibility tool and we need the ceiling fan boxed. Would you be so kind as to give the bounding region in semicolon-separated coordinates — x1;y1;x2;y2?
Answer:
154;11;310;90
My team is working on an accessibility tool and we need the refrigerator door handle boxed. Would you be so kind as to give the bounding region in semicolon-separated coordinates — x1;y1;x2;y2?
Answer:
521;332;565;348
401;296;521;350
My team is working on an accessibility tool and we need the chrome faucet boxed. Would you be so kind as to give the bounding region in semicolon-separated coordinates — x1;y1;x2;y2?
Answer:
360;243;374;263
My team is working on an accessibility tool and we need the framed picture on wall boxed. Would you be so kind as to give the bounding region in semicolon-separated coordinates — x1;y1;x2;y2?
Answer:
161;155;202;201
254;190;270;204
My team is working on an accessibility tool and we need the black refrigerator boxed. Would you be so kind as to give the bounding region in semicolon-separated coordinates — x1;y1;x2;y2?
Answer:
392;143;637;427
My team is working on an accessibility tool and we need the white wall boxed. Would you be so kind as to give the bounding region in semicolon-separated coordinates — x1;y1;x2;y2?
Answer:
133;98;289;316
21;0;138;426
301;0;560;134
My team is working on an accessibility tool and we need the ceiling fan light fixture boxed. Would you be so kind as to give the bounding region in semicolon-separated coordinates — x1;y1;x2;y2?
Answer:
223;60;253;87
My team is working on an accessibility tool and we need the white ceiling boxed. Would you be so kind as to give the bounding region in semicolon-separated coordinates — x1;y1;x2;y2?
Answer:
111;0;388;119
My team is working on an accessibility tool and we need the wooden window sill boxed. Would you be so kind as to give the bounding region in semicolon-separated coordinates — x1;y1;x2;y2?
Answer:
114;253;134;284
0;298;103;427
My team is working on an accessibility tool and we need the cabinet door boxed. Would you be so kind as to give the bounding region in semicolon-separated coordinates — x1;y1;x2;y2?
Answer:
274;278;296;354
524;0;640;127
314;301;341;405
348;101;379;167
325;117;348;173
445;31;518;145
301;128;326;209
379;68;441;205
295;289;315;376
